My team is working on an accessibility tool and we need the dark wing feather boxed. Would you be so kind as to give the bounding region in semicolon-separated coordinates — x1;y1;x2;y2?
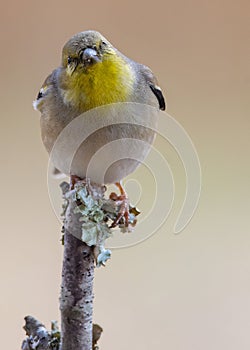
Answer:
139;64;166;111
149;84;166;110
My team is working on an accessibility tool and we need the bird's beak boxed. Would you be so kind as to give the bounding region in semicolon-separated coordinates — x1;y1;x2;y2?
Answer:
82;48;101;66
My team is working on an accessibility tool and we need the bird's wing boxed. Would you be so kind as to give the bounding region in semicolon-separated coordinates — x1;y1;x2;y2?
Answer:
33;72;55;112
149;84;166;111
140;64;166;111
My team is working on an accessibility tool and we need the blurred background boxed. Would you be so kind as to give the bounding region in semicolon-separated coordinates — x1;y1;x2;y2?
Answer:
0;0;249;349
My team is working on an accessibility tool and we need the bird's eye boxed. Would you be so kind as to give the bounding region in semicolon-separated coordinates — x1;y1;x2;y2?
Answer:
99;41;107;50
67;56;73;64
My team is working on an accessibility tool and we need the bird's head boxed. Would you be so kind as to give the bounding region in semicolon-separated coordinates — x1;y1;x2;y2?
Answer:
62;31;114;74
60;30;134;111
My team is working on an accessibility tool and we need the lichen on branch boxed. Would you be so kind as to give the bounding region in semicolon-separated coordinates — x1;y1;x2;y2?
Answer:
21;178;140;350
21;316;60;350
21;316;102;350
61;179;139;267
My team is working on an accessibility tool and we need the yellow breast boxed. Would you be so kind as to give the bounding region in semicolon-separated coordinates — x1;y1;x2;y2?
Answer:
62;54;135;112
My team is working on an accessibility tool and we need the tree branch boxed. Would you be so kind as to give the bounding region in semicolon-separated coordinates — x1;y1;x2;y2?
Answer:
60;180;107;350
21;179;138;349
60;204;95;350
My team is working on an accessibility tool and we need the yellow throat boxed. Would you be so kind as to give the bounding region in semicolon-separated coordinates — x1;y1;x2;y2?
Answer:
62;53;135;112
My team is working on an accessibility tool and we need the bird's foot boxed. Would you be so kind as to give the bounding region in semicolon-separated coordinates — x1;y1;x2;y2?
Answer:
109;182;132;228
70;175;84;189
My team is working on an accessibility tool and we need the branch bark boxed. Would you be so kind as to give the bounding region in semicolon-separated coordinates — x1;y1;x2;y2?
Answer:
59;180;108;350
60;197;95;350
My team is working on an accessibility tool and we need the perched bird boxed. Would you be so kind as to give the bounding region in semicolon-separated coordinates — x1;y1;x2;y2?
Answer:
34;30;165;226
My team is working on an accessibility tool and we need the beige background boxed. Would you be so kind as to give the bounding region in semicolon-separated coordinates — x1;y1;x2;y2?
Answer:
0;1;249;349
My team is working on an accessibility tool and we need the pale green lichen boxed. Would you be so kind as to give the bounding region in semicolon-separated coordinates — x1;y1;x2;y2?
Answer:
61;180;140;267
96;247;111;268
